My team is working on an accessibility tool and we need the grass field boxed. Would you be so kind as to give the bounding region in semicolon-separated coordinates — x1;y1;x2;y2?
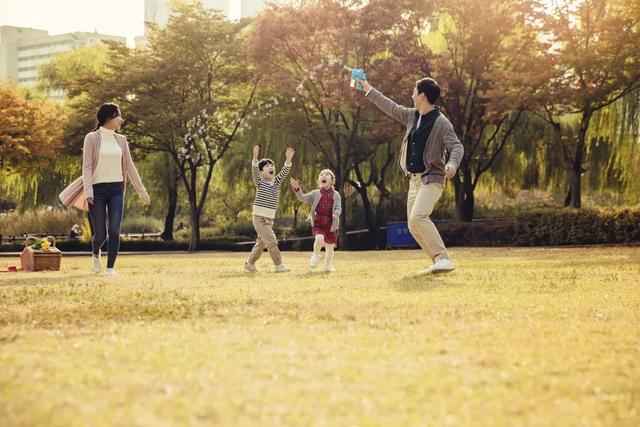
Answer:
1;247;639;426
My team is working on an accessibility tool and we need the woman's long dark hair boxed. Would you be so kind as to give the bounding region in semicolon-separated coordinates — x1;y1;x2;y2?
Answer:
93;103;121;131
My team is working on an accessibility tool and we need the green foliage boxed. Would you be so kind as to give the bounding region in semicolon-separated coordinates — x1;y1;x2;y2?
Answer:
120;216;164;234
513;207;640;246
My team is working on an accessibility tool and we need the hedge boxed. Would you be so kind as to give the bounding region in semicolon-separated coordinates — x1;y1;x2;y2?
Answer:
512;207;640;246
1;207;638;252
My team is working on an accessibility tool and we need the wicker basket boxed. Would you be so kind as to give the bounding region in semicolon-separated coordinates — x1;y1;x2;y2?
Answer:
20;236;62;272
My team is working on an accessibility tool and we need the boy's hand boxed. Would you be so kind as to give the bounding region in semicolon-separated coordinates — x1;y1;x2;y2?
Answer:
285;147;295;163
252;145;260;161
354;78;371;93
290;177;301;192
445;163;456;179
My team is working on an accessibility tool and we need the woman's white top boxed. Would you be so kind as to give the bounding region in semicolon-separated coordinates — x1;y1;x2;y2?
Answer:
93;127;123;184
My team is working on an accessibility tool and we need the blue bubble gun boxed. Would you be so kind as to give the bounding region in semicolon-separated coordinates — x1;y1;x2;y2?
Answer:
350;68;366;91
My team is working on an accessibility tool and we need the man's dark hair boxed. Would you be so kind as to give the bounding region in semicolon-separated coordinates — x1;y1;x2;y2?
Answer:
258;158;274;171
416;78;441;104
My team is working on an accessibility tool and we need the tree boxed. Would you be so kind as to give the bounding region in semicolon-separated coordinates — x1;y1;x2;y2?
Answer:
0;82;64;170
250;0;418;243
38;44;111;154
413;0;544;221
536;0;640;208
107;3;257;251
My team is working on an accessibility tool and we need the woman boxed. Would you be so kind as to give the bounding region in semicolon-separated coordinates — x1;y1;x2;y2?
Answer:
60;103;150;276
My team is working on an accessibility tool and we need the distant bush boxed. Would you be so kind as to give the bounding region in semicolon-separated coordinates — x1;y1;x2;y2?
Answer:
0;209;83;236
121;216;163;234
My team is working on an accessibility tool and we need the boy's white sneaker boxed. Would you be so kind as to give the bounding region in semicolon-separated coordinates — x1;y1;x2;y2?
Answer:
274;264;290;273
92;252;102;273
324;265;336;273
309;254;319;268
105;268;118;277
244;262;259;273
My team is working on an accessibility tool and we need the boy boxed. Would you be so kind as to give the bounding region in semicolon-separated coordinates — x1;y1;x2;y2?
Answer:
245;145;295;273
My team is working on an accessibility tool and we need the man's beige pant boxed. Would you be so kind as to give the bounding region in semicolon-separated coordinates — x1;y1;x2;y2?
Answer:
247;215;282;265
407;174;449;262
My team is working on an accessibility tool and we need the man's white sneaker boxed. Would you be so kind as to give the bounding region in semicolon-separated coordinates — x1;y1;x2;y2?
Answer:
324;265;336;273
244;262;258;273
105;268;118;277
430;258;455;274
92;252;102;273
309;254;319;268
274;264;290;273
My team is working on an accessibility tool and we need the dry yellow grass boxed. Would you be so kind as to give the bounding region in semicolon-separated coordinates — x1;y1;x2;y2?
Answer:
1;247;639;426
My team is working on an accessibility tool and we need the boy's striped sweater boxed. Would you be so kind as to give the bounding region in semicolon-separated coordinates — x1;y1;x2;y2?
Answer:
251;160;291;219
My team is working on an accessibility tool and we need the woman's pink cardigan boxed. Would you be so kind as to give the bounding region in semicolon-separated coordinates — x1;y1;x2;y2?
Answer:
59;130;148;211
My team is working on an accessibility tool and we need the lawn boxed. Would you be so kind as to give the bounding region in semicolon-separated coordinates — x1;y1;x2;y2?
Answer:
1;247;639;426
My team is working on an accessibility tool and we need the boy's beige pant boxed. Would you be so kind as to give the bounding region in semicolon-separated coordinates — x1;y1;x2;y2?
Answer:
247;215;282;265
407;174;449;263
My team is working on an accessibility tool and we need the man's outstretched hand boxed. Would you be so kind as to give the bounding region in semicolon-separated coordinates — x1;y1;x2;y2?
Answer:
354;78;371;93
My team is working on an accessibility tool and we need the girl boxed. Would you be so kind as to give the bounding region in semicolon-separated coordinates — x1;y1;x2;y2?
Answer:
60;103;150;276
290;170;341;272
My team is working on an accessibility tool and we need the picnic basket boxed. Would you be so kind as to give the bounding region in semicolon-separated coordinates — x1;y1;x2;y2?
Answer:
20;235;62;272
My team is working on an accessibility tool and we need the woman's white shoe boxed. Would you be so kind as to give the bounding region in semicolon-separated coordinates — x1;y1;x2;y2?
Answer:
92;252;102;273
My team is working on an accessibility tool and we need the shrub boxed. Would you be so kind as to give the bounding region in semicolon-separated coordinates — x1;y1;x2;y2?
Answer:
120;216;163;234
0;209;83;236
513;207;640;246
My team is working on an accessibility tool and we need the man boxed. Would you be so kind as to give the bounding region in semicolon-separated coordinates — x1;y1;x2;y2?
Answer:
354;76;463;273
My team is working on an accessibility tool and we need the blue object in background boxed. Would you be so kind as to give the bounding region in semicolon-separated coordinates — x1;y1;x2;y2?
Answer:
350;68;366;91
386;222;418;248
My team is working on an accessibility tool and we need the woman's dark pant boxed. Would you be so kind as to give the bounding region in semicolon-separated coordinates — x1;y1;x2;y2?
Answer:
88;182;124;269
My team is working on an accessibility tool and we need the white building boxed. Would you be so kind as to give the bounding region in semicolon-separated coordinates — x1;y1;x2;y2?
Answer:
144;0;284;26
0;26;125;99
145;0;232;27
240;0;270;18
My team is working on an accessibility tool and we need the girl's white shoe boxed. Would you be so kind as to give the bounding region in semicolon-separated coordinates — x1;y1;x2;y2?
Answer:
309;254;319;268
92;252;102;273
105;268;118;277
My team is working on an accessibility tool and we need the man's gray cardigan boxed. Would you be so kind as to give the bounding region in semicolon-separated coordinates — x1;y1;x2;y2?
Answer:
366;88;464;184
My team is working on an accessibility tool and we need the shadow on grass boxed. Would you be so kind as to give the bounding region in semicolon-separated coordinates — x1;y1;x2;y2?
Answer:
0;274;99;287
392;272;466;292
213;272;254;279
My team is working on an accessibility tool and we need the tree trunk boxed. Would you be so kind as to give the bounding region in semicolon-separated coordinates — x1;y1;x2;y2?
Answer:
336;170;348;249
293;204;299;229
188;202;200;252
570;108;591;209
563;187;572;207
356;185;378;247
454;169;474;222
569;168;582;208
160;177;178;241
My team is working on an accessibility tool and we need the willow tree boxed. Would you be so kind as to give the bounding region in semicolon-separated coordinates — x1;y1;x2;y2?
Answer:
0;83;65;209
586;89;640;203
538;0;640;208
